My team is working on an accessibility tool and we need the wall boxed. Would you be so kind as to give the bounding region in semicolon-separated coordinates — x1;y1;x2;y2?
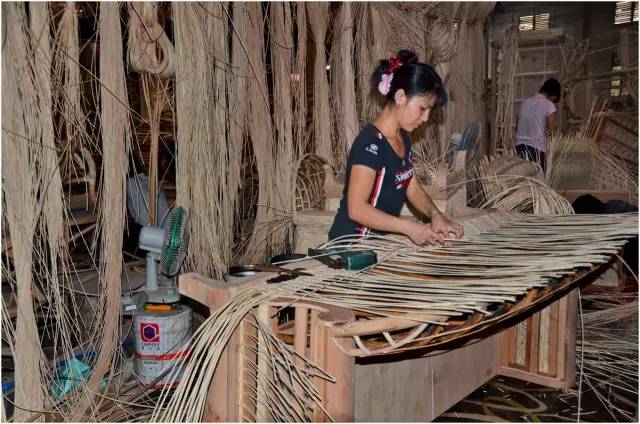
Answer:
490;1;638;74
491;2;587;44
584;2;639;74
489;1;638;122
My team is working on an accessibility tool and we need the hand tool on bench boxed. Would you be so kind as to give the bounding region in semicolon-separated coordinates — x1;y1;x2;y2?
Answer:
307;248;377;271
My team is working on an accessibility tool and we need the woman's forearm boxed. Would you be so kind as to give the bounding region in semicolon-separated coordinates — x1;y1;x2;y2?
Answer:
406;179;441;219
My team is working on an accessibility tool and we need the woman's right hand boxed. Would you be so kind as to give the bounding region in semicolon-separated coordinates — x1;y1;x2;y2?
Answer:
403;221;445;246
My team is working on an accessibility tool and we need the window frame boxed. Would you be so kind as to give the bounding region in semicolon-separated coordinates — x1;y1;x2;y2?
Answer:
614;1;638;25
518;12;551;31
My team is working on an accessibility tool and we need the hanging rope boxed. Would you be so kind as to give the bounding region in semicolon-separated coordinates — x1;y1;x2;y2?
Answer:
127;2;175;78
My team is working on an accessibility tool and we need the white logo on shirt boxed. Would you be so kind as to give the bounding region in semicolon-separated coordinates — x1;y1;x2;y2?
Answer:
365;144;379;155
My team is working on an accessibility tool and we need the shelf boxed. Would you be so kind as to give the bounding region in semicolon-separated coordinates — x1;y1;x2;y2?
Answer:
515;70;560;77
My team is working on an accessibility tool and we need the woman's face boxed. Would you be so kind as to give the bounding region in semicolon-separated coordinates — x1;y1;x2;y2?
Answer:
394;91;437;132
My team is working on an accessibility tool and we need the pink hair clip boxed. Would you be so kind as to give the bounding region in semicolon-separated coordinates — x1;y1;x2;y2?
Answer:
378;73;393;95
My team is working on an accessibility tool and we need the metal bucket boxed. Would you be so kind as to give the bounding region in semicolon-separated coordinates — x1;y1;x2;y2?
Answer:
133;305;191;387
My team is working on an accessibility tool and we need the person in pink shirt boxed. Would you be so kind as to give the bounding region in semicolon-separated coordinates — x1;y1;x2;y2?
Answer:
515;78;561;173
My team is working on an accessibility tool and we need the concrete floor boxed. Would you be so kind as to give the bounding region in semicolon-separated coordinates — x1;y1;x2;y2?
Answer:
435;377;638;422
438;374;638;422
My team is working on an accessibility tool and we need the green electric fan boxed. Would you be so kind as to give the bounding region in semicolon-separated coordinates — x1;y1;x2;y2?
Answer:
138;207;190;304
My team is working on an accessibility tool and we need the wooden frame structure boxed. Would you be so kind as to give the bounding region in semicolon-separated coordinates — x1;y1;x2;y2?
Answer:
178;264;356;422
172;146;632;421
177;247;612;421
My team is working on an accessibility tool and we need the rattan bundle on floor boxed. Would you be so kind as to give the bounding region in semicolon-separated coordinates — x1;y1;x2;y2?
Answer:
474;153;574;214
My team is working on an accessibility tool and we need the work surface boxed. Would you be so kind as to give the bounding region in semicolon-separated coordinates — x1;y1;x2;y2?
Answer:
159;212;637;422
183;212;636;356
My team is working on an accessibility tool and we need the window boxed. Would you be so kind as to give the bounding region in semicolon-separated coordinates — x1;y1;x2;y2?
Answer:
614;1;638;24
610;54;629;97
518;13;551;31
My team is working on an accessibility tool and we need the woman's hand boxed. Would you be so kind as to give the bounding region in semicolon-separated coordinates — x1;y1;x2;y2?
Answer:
403;221;446;246
431;212;464;240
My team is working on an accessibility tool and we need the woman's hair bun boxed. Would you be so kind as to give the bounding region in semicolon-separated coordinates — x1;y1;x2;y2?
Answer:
396;50;418;66
371;50;418;88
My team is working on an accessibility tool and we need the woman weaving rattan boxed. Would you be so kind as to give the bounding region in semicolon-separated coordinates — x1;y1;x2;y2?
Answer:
329;50;463;245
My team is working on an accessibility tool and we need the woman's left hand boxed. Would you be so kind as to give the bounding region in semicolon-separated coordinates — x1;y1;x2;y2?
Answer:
431;212;464;240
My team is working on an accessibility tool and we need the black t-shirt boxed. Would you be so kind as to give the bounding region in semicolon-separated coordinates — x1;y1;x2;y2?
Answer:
329;124;415;240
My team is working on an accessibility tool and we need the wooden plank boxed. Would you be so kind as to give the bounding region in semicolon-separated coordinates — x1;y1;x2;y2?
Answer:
499;326;513;368
570;68;638;82
518;44;563;53
528;313;540;374
515;321;528;368
563;290;578;385
555;293;569;382
177;272;272;422
497;292;578;389
323;337;355;421
354;348;435;421
515;70;560;77
309;310;327;422
491;28;565;48
178;273;225;307
431;335;500;418
353;335;500;421
510;325;519;367
499;365;572;388
546;301;559;377
179;258;329;302
201;287;234;422
293;307;308;359
255;304;270;422
293;307;308;418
